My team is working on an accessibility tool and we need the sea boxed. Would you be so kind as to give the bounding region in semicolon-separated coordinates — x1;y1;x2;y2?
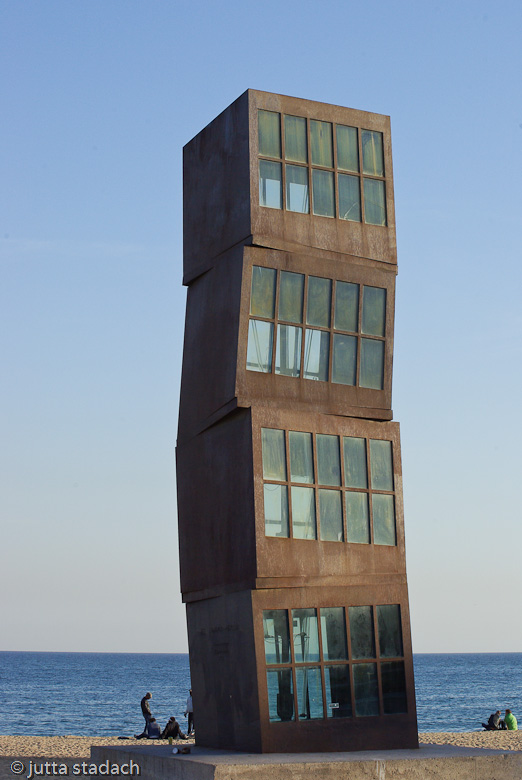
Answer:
0;652;521;736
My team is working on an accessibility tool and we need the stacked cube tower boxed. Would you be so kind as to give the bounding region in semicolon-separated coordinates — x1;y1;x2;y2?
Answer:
176;90;418;753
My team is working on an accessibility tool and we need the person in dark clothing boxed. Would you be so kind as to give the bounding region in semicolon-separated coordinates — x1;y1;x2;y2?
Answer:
135;717;161;739
482;710;504;730
134;692;153;738
161;717;188;740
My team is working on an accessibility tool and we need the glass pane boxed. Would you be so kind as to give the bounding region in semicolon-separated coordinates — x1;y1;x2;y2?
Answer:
261;428;286;481
291;486;316;539
307;276;331;328
316;434;341;486
292;608;320;663
377;605;403;658
372;494;396;546
336;125;359;172
258;110;281;158
259;160;282;209
370;439;393;491
321;607;348;661
303;329;329;382
362;286;386;337
338;174;361;222
361;130;384;176
364;178;386;226
286;165;309;213
353;663;379;717
334;282;359;333
284;115;307;163
263;609;291;664
247;319;273;373
382;661;407;714
267;669;294;722
345;492;370;544
349;606;375;659
264;484;289;538
279;271;304;323
250;266;276;319
275;324;302;377
360;338;384;390
310;120;333;167
332;334;357;386
319;489;343;542
312;169;334;217
289;431;314;484
343;437;368;489
325;665;352;718
296;667;323;720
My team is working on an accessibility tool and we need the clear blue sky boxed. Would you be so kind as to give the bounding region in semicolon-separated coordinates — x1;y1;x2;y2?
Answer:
1;0;521;653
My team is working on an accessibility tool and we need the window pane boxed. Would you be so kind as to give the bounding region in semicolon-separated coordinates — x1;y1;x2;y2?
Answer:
361;130;384;176
360;338;384;390
267;669;294;722
321;607;348;661
316;434;341;486
310;120;333;167
292;608;320;663
291;486;316;539
338;174;361;222
362;286;386;337
296;667;323;720
382;661;407;714
370;439;393;491
258;110;281;158
372;494;396;546
312;169;335;217
284;115;307;163
303;329;329;382
334;282;359;332
263;609;291;664
325;665;352;718
307;276;331;328
286;165;309;213
343;437;368;489
319;489;343;542
264;484;289;538
337;125;359;172
349;606;375;659
353;663;379;717
259;160;282;209
250;266;276;319
332;334;357;386
279;271;304;323
289;431;314;484
345;492;370;544
247;320;274;373
261;428;286;481
377;605;403;658
275;324;302;377
364;178;386;225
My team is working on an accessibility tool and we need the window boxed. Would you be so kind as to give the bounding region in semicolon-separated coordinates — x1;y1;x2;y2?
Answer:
261;428;397;546
263;604;407;723
258;110;387;226
247;266;386;391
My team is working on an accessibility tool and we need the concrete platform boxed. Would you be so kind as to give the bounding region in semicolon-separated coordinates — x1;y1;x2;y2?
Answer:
91;742;522;779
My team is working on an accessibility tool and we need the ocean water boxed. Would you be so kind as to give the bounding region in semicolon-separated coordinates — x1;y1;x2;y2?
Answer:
0;651;521;735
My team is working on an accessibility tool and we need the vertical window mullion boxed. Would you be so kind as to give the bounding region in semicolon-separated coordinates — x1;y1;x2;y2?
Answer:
339;434;348;544
271;270;281;373
316;609;327;719
358;130;365;224
285;430;293;539
366;438;374;544
300;275;309;377
373;605;384;716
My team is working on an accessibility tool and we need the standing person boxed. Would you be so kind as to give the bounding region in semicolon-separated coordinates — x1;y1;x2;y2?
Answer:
184;689;194;735
504;709;518;730
140;692;153;734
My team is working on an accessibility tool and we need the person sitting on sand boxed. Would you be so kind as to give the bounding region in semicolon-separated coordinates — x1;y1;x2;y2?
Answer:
482;710;502;730
161;716;188;740
504;709;518;730
135;717;161;739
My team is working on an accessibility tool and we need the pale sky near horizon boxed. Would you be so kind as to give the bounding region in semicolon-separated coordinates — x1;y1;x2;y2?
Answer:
1;0;522;654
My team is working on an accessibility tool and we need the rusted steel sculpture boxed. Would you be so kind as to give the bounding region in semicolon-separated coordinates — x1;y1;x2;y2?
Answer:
176;90;418;752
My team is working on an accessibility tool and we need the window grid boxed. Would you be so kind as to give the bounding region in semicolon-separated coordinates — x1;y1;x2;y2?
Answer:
263;605;406;722
247;265;386;389
258;110;387;225
262;427;396;546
